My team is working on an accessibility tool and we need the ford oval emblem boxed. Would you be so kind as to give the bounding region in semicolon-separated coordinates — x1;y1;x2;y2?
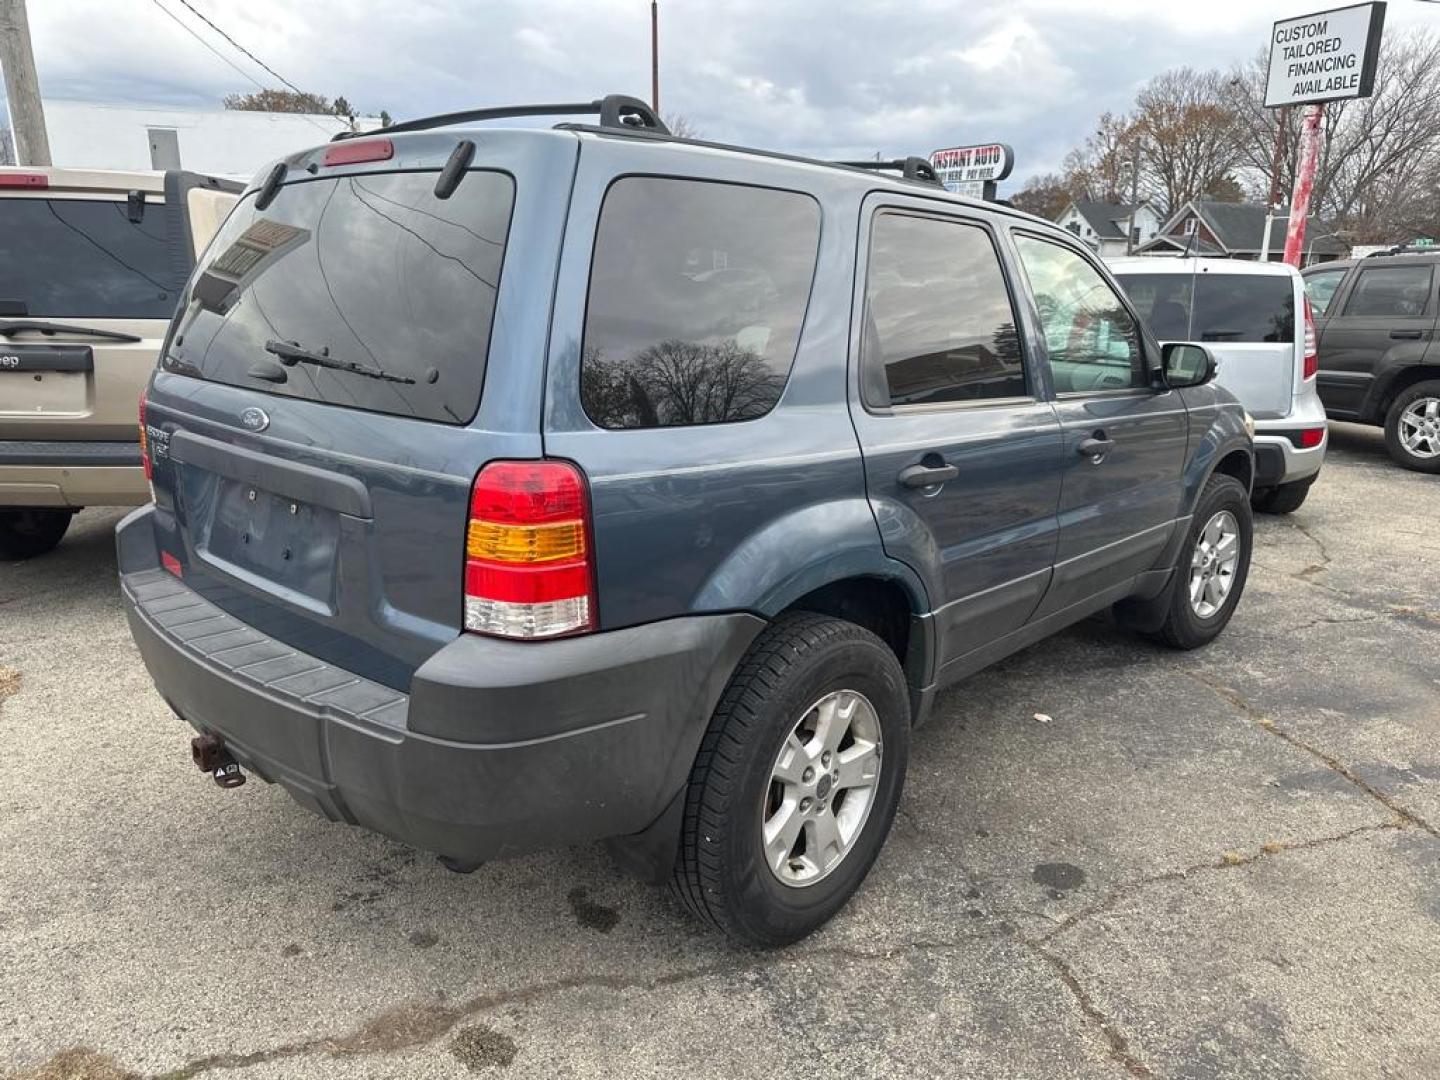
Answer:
240;406;270;432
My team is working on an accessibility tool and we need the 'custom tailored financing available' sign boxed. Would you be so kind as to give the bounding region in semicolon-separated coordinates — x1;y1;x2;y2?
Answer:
929;143;1014;200
1264;3;1386;108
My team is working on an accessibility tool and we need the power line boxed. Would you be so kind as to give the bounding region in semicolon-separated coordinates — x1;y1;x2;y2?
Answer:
167;0;312;101
146;0;336;136
147;0;267;94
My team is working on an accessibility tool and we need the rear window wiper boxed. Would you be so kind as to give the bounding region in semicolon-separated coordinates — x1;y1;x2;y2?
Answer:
264;339;416;385
0;319;142;343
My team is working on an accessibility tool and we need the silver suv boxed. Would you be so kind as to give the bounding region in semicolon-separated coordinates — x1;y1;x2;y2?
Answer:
1111;257;1326;513
0;166;238;558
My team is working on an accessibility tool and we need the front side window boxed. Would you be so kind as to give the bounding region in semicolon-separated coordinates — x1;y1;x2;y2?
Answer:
1014;234;1146;393
1304;268;1348;316
1342;265;1434;318
580;177;821;429
862;213;1026;407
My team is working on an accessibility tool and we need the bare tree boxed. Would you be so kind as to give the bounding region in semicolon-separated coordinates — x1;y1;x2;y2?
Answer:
1228;31;1440;239
1010;173;1080;219
663;113;702;139
223;89;333;114
1132;68;1244;215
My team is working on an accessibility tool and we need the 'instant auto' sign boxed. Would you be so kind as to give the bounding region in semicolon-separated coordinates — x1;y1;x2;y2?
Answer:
1264;3;1386;108
929;144;1014;199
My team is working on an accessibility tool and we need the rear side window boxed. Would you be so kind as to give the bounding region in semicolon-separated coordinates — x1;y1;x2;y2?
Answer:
862;213;1026;407
1342;265;1434;318
1192;275;1293;344
580;177;820;429
0;197;182;318
165;171;514;424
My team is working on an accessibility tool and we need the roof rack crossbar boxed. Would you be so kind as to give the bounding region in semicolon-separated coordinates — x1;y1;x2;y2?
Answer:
332;94;668;141
830;156;943;187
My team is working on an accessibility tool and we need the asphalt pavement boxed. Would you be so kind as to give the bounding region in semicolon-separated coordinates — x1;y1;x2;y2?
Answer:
2;421;1437;1079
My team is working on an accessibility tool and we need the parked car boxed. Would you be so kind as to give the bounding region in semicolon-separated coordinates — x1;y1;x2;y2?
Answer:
1302;249;1440;473
117;97;1254;947
0;166;240;559
1110;257;1325;513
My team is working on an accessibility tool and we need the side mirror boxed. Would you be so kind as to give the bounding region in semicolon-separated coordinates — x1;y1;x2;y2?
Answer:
1161;342;1216;389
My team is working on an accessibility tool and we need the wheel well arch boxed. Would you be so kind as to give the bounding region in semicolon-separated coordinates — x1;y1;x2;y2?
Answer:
1211;447;1253;493
781;575;927;690
1370;365;1440;423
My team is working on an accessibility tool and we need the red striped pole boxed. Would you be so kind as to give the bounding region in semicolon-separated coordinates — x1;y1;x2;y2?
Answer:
1283;103;1324;267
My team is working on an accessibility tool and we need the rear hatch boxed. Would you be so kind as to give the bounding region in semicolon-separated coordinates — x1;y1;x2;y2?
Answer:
0;182;179;441
1117;268;1300;418
144;132;574;690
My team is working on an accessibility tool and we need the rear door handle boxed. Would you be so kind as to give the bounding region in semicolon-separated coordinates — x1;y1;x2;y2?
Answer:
1390;330;1424;340
1077;434;1115;460
898;460;959;488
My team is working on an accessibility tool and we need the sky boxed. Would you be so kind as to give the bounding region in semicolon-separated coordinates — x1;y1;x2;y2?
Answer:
8;0;1440;190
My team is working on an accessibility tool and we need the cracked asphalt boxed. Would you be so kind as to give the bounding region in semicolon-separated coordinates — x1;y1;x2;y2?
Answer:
2;420;1438;1080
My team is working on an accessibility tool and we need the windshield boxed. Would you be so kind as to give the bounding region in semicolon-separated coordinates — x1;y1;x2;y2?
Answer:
164;170;515;424
0;197;183;318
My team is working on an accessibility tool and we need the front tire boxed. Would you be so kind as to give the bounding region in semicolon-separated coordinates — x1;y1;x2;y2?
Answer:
1116;474;1252;650
671;614;910;948
0;508;75;560
1383;381;1440;474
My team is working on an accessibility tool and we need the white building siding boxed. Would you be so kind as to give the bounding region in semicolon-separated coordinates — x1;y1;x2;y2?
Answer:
41;100;379;179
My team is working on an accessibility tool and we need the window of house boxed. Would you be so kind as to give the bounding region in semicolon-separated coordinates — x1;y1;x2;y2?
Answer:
861;213;1027;407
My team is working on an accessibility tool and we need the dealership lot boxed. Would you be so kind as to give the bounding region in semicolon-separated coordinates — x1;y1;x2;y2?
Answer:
1;421;1437;1080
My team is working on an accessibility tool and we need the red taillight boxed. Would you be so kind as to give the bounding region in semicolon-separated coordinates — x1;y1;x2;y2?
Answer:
1297;427;1325;449
1302;296;1318;380
322;138;394;167
0;172;48;189
138;389;152;481
463;460;596;639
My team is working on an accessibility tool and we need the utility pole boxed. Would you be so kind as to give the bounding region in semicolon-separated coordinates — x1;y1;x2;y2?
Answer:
1260;105;1289;263
0;0;50;165
1125;134;1141;255
650;1;660;115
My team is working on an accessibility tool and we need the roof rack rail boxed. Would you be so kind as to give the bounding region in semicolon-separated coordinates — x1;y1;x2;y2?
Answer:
830;156;943;187
1365;242;1437;258
332;94;667;141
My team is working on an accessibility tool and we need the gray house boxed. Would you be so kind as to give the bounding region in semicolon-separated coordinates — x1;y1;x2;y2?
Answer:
1135;199;1346;264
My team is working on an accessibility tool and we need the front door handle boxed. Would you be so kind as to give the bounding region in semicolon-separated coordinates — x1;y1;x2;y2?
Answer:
1077;434;1115;460
898;460;959;488
1390;329;1424;340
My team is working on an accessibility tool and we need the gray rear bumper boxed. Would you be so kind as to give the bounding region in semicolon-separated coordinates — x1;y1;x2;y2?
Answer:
117;506;762;865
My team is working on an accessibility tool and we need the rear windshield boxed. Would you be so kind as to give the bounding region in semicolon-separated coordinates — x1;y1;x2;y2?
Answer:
1117;272;1294;344
164;170;514;424
0;196;182;318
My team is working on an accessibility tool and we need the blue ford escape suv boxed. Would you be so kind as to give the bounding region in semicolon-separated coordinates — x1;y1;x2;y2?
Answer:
118;96;1254;947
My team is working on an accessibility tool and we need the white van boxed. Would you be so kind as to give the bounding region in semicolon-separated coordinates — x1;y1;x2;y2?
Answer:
1110;257;1327;513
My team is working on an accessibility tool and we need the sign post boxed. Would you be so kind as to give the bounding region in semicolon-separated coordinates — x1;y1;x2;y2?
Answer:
1264;2;1386;266
929;143;1014;201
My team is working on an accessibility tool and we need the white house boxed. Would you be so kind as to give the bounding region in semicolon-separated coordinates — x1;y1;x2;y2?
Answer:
1054;200;1163;258
39;100;382;179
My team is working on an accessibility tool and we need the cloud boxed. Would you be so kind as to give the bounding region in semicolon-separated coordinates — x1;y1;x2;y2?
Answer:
10;0;1439;191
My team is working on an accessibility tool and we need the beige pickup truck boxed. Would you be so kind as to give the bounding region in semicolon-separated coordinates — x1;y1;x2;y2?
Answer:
0;166;239;558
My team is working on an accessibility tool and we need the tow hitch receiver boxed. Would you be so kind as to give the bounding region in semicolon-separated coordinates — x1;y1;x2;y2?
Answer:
191;733;247;789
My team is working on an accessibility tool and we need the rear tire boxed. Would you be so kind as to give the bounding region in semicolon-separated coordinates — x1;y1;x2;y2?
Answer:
1252;478;1313;514
671;613;910;948
0;508;75;560
1383;381;1440;474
